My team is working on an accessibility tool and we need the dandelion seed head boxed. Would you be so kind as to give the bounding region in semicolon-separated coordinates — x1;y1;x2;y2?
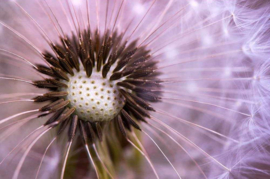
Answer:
64;67;125;122
0;0;270;178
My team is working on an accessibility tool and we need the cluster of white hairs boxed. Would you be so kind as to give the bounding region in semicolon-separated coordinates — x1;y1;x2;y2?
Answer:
0;0;269;179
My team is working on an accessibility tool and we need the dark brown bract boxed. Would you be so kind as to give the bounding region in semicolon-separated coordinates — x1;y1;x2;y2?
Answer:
32;28;162;144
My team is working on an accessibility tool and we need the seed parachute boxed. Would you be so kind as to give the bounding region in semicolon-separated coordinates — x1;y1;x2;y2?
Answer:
0;0;270;179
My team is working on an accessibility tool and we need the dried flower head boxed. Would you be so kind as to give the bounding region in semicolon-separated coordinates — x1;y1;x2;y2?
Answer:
0;0;270;179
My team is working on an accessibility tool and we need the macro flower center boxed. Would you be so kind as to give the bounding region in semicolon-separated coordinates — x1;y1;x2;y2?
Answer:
31;27;162;147
64;68;125;122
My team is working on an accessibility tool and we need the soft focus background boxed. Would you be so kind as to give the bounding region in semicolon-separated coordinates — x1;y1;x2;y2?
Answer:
0;0;270;178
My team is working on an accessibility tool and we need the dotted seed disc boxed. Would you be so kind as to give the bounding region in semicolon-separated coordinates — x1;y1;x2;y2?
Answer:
64;69;125;122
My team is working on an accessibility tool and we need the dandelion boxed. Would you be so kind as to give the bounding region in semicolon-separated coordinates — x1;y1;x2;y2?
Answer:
0;0;269;179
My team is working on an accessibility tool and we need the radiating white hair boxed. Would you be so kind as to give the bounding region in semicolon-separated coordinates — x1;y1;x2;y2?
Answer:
0;0;269;178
